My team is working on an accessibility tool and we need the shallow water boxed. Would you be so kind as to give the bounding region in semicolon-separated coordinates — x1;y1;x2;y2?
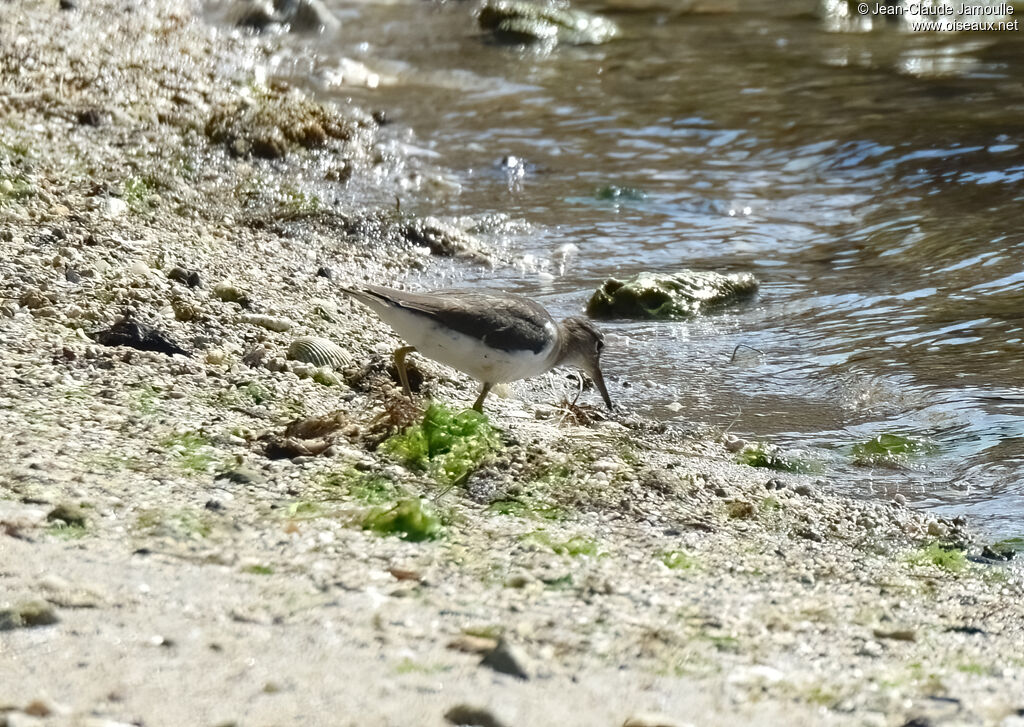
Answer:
245;0;1024;535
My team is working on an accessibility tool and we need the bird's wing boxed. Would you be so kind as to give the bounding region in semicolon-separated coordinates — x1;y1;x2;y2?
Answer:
345;284;556;354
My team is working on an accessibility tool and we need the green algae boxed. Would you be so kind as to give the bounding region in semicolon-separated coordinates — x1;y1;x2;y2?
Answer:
382;402;499;485
523;530;604;557
363;498;442;542
660;549;697;570
737;442;818;474
907;543;967;573
852;433;939;468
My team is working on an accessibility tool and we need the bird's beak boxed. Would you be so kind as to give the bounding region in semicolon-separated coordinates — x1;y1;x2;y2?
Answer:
584;359;613;411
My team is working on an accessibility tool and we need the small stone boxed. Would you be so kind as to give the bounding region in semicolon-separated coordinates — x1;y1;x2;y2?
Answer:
217;467;267;485
444;704;508;727
893;493;907;506
926;520;948;537
46;503;88;528
448;635;499;654
214;281;251;306
873;627;916;642
726;500;755;519
65;268;82;283
240;313;293;332
793;483;814;497
93;318;189;357
205;349;227;365
765;478;785;490
316;266;333;279
795;528;823;543
0;600;60;630
103;197;128;218
723;434;746;452
480;639;529;680
168;266;202;288
129;260;151;277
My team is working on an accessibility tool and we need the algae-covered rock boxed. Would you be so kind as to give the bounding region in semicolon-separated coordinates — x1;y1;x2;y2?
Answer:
478;0;619;45
206;90;361;159
586;270;758;320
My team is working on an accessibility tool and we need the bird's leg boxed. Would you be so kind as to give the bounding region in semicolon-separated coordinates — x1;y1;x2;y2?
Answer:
473;382;493;413
393;346;417;399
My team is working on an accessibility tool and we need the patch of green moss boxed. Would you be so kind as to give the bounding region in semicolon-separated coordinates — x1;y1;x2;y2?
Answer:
383;402;500;485
46;524;88;540
285;501;324;519
487;497;565;521
363;498;442;542
957;663;986;675
0;176;34;205
135;508;212;539
907;543;967;573
160;431;220;473
660;549;696;570
243;565;274;575
122;176;156;212
737;442;818;474
852;433;938;468
279;184;322;214
316;468;405;505
523;530;604;557
394;658;452;675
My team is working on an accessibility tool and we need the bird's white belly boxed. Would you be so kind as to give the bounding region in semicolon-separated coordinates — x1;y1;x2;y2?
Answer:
381;307;555;383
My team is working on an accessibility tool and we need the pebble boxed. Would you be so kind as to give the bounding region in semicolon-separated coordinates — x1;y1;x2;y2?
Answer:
103;197;127;218
0;601;60;630
214;281;251;306
444;704;508;727
480;639;530;680
240;313;293;332
722;434;746;452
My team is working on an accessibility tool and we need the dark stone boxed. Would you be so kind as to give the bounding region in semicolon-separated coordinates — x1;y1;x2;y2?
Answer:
0;601;59;631
444;704;508;727
168;266;203;288
316;266;334;279
93;318;189;357
65;268;82;283
205;499;225;511
371;110;389;126
480;639;529;680
75;108;106;125
46;503;88;528
59;0;77;10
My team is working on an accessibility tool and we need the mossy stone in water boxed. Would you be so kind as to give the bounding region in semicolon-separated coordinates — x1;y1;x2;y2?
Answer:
587;270;759;320
478;0;619;45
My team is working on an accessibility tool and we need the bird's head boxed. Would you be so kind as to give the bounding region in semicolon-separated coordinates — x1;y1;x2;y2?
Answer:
559;316;613;410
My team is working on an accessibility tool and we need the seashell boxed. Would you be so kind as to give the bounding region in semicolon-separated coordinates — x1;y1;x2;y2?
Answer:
287;336;351;369
240;313;293;332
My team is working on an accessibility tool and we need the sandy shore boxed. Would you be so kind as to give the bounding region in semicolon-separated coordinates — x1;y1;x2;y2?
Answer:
1;1;1023;726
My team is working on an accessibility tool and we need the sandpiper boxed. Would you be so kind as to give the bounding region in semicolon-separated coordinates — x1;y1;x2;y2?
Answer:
339;283;612;412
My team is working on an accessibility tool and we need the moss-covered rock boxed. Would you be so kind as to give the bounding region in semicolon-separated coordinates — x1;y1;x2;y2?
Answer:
586;270;758;320
206;89;362;159
478;0;619;45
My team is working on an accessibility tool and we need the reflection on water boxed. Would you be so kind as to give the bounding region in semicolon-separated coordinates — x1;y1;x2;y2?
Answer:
257;0;1024;534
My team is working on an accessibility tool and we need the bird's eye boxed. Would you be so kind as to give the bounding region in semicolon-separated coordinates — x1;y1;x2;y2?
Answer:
596;339;605;352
